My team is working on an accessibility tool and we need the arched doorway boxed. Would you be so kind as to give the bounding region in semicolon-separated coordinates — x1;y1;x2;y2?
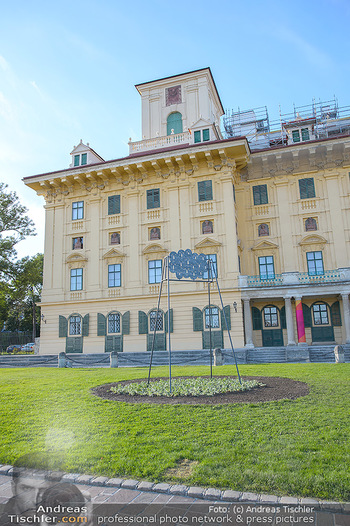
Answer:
310;302;335;342
261;305;284;347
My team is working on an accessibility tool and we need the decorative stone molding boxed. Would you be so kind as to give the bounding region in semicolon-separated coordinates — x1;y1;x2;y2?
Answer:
142;243;168;261
299;234;327;252
251;240;279;251
66;253;88;269
194;237;221;254
103;248;125;265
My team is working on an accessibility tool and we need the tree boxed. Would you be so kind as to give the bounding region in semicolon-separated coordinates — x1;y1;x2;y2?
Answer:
6;254;43;340
0;182;36;279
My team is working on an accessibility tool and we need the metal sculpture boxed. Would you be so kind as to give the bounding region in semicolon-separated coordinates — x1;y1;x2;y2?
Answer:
147;250;242;392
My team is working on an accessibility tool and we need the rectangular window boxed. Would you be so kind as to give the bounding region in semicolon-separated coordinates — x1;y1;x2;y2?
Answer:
108;195;121;215
147;189;160;209
72;201;84;220
203;254;217;279
307;251;324;276
148;260;162;284
258;256;275;280
81;153;87;165
301;128;310;141
299;178;315;199
194;130;201;143
205;307;220;329
202;128;210;141
69;315;81;335
74;155;80;167
292;130;300;143
108;264;121;287
198;180;213;201
253;185;268;205
70;268;83;291
108;313;121;333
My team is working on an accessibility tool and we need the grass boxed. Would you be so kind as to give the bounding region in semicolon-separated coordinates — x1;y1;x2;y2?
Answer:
0;364;349;501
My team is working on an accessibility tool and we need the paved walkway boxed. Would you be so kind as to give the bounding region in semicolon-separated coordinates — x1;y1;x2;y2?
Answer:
0;466;348;525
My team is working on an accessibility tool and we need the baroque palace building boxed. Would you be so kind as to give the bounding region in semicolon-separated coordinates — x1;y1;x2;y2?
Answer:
24;68;350;354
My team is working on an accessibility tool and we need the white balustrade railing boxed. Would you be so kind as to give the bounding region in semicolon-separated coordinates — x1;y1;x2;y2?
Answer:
129;132;191;154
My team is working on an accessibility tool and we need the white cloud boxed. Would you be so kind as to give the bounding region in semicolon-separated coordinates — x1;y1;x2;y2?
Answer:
275;27;332;69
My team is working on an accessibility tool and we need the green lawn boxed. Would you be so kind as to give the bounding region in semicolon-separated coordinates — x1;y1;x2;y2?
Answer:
0;364;349;501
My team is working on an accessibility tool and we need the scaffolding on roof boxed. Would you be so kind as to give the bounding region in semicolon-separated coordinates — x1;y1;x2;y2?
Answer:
223;97;350;150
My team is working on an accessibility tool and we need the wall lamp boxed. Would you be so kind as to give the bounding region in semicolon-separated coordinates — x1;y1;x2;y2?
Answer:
41;314;46;324
233;302;237;313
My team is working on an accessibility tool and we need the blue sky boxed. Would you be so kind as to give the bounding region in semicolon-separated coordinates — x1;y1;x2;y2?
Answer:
1;0;349;257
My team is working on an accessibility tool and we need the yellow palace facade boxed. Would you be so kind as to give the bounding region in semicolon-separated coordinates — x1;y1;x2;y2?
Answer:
24;68;350;355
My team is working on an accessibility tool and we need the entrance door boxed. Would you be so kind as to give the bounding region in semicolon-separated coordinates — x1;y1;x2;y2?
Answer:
311;303;334;342
261;306;284;347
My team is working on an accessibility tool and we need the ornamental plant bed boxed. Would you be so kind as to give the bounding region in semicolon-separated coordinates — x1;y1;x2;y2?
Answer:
91;375;309;405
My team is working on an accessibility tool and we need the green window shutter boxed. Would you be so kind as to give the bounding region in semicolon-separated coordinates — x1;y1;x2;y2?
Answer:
147;189;160;209
221;305;231;331
292;130;300;143
74;155;80;167
122;311;130;334
194;130;201;143
59;315;68;338
165;309;173;333
301;128;310;141
81;153;87;165
252;307;262;330
82;314;89;336
105;336;114;352
97;313;106;336
66;337;75;352
202;128;210;141
331;301;342;326
280;306;286;329
138;311;148;334
108;195;120;215
302;304;312;328
299;178;315;199
253;185;268;205
198;180;213;201
193;307;203;332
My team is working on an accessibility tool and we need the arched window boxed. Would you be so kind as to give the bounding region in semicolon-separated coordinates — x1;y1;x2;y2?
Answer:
108;312;121;334
149;309;164;332
204;306;220;329
312;303;329;325
305;218;317;231
69;314;82;335
167;112;183;135
263;306;278;327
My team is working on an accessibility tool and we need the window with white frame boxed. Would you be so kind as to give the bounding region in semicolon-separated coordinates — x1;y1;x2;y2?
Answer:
108;312;121;333
108;264;121;287
70;268;83;291
258;256;275;280
69;315;81;335
72;201;84;220
204;306;220;329
148;260;162;284
203;254;217;279
306;251;324;276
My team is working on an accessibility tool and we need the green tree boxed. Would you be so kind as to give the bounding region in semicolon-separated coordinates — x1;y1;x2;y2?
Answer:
6;254;43;340
0;182;36;279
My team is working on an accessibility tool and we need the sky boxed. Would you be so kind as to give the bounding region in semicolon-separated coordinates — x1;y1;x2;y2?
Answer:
1;0;350;258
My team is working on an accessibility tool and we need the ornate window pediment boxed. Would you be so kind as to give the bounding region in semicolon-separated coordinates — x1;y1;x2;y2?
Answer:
299;234;327;252
103;248;125;265
194;237;221;255
143;243;167;261
252;240;278;251
66;252;88;269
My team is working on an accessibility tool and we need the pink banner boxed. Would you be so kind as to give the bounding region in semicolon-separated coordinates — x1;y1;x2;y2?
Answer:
295;300;306;343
